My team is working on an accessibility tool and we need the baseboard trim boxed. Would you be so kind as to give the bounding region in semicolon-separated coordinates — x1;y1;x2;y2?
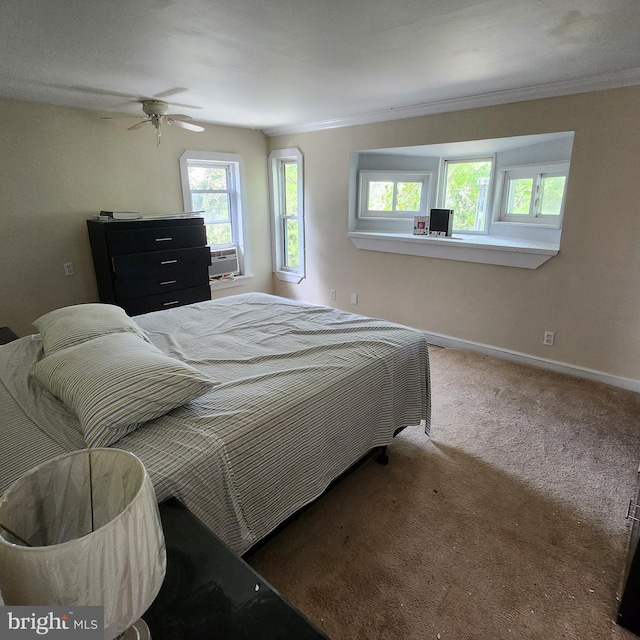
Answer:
423;331;640;393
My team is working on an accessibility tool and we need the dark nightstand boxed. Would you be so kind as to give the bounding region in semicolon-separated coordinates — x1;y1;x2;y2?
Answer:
0;327;18;345
618;466;640;635
144;499;329;640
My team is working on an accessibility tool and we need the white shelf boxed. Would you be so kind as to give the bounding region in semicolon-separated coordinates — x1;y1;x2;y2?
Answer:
348;231;558;269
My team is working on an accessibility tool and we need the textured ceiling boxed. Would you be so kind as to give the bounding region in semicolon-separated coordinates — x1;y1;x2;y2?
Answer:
1;0;639;134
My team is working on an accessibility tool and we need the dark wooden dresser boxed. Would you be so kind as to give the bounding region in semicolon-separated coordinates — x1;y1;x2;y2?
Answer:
0;327;19;345
618;465;640;635
87;217;211;316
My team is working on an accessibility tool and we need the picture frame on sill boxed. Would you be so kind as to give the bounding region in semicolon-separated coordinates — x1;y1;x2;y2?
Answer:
413;215;430;235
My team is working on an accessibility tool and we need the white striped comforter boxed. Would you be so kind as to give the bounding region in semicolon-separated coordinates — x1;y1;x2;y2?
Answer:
0;293;430;554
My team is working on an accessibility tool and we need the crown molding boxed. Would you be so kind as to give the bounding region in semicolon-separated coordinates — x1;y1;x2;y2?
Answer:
262;67;640;137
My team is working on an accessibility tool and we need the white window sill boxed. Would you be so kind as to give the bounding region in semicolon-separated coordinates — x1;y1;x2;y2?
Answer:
348;231;558;269
210;274;253;291
274;270;304;284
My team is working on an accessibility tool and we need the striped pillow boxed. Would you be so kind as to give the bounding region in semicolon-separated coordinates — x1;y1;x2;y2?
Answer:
32;332;219;447
33;303;150;355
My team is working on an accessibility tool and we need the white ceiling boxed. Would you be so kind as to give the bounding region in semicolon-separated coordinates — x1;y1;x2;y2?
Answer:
1;0;639;135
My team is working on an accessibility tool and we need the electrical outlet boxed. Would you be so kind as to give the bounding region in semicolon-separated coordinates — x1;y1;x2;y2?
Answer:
63;262;74;276
330;289;336;301
543;331;555;346
350;293;358;305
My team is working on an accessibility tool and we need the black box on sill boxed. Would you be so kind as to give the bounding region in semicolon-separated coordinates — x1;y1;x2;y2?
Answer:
429;209;454;237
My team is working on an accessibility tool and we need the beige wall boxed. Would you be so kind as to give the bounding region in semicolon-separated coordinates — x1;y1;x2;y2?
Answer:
2;89;639;382
268;87;640;382
0;98;272;337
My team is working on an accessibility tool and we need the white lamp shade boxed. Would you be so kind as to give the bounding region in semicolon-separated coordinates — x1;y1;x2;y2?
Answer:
0;448;166;640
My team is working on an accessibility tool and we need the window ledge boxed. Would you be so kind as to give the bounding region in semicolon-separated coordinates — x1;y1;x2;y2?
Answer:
274;270;304;284
348;231;558;269
210;274;253;291
492;220;560;230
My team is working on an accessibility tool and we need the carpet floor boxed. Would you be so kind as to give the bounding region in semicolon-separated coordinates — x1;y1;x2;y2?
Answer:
247;347;640;640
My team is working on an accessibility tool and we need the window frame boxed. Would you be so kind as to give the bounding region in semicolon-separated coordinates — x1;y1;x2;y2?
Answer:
349;132;574;256
498;162;569;226
358;170;431;220
438;156;495;234
268;147;305;283
179;150;247;275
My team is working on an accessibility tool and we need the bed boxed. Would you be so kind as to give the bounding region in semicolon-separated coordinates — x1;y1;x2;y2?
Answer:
0;293;430;554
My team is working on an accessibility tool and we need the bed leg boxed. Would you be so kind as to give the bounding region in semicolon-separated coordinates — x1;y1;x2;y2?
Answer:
376;446;389;465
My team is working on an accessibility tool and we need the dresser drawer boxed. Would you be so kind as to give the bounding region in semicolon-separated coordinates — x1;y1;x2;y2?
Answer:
107;224;207;255
122;285;212;316
113;246;211;300
87;217;211;314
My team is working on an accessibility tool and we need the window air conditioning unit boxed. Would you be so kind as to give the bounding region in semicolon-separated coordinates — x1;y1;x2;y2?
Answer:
209;246;239;278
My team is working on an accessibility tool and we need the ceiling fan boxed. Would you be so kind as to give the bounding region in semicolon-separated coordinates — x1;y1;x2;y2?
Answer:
104;99;204;146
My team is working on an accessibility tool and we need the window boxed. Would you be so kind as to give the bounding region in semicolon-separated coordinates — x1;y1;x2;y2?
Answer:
441;158;493;232
349;132;574;262
179;151;247;278
499;163;568;224
179;151;246;259
269;148;305;283
359;171;430;219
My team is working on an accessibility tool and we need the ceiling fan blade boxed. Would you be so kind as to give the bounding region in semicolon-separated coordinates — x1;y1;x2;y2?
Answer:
153;87;192;100
168;119;204;132
128;119;151;130
165;114;192;120
101;115;144;120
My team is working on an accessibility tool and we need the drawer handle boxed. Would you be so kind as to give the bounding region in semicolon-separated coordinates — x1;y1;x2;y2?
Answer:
626;500;640;523
163;300;180;307
155;237;173;242
160;259;178;265
160;280;177;286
